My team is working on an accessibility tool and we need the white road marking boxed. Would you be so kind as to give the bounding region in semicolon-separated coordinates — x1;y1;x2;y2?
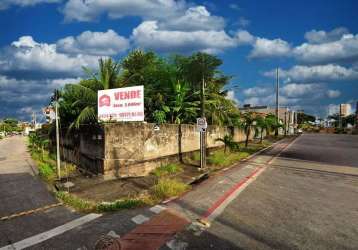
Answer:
149;205;166;214
0;213;102;250
131;214;149;224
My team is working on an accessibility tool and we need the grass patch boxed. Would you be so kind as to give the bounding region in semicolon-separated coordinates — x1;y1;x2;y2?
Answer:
208;149;250;168
38;162;56;182
191;151;200;161
56;191;95;212
96;199;146;212
152;163;183;177
56;191;150;213
151;178;189;200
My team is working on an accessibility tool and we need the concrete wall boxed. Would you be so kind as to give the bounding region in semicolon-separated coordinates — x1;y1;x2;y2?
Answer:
59;123;254;177
102;123;253;177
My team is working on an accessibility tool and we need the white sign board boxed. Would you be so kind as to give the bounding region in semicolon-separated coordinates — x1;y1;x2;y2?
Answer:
98;85;144;122
197;117;207;132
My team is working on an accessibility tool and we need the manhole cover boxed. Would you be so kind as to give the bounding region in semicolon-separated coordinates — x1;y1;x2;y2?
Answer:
0;157;6;161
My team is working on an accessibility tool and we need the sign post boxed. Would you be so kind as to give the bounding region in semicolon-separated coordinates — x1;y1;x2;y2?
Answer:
98;86;144;122
197;118;207;169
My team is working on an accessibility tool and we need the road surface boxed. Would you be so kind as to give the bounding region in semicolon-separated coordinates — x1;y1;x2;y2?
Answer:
168;134;358;249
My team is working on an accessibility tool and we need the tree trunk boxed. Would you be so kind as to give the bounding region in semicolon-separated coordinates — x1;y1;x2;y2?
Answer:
260;128;263;143
178;124;183;163
245;126;250;147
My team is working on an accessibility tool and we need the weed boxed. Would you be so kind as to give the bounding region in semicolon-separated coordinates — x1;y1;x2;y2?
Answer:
96;199;146;212
56;191;94;212
208;149;250;168
152;163;183;177
192;151;200;161
151;178;189;200
38;162;56;182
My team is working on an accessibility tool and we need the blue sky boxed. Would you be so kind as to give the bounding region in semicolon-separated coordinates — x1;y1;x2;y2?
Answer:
0;0;357;121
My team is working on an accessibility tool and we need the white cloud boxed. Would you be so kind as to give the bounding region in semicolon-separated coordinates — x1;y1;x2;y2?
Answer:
131;21;237;54
226;90;239;104
243;94;300;107
159;6;225;31
62;1;225;32
0;74;80;119
326;89;341;98
249;37;291;58
62;0;184;22
57;29;129;56
234;30;255;45
0;0;60;10
243;87;271;97
0;36;99;78
294;34;358;64
281;83;321;97
304;27;349;44
264;64;358;82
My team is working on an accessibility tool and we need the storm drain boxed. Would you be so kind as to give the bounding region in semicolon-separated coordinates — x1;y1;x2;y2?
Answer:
0;156;6;161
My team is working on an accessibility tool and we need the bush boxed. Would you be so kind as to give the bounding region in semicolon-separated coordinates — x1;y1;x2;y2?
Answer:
38;162;56;182
152;163;183;177
151;178;189;200
208;150;250;167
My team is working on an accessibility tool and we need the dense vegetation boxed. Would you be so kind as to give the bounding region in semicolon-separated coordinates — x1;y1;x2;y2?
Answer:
56;51;239;129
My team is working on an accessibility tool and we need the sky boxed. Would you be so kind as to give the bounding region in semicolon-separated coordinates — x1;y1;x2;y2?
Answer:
0;0;357;121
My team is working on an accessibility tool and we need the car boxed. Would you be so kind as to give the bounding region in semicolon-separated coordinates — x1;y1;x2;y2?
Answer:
297;129;303;134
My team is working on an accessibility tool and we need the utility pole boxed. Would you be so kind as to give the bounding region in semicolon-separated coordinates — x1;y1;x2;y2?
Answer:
284;111;287;136
339;104;343;129
55;93;61;180
275;68;279;136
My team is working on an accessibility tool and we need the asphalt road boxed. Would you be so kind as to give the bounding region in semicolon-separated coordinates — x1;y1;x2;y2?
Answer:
172;134;358;249
0;136;82;247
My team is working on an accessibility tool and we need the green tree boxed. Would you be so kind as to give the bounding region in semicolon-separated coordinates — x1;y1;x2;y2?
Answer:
59;58;122;129
215;134;238;154
241;112;257;147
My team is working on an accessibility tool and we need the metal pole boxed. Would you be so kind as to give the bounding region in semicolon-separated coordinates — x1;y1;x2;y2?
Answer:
55;100;61;180
275;68;279;136
200;76;206;169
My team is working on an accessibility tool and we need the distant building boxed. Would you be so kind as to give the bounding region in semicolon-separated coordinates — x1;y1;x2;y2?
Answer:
340;104;349;117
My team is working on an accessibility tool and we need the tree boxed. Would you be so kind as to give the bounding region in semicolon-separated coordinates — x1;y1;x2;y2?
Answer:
255;116;268;143
297;112;315;124
215;134;238;153
241;112;257;147
58;58;122;129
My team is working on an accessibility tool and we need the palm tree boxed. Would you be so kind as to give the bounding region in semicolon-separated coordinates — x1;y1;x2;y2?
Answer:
241;112;257;147
255;115;273;143
163;80;199;124
60;58;122;129
215;134;235;154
